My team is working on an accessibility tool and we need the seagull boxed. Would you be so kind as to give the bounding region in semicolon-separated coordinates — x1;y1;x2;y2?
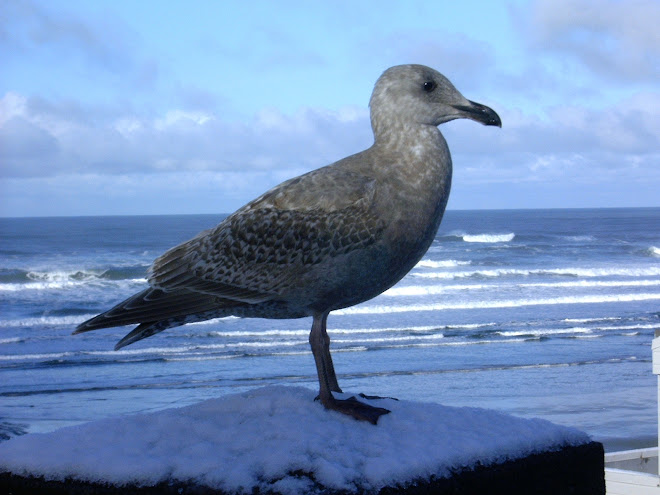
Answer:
75;64;501;424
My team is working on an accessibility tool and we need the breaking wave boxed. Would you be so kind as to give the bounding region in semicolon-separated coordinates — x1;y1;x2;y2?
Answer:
385;279;660;296
415;259;471;269
336;292;660;315
0;267;147;292
462;233;515;243
0;315;94;328
413;266;660;280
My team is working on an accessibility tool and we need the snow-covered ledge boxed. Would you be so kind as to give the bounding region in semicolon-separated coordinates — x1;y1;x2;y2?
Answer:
0;386;603;494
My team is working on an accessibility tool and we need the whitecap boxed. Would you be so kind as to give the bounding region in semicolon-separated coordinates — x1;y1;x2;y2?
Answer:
562;317;621;324
186;316;240;326
0;315;93;327
522;280;660;289
333;333;444;344
208;325;447;338
209;329;310;338
0;352;74;361
463;233;515;243
384;284;488;296
499;323;656;338
415;259;471;269
27;269;107;283
564;235;595;242
412;266;660;280
597;324;657;332
497;328;592;337
0;277;147;292
165;355;239;362
335;292;660;315
385;279;660;297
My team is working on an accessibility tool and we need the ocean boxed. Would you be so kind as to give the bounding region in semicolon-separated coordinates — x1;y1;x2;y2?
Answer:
1;208;659;451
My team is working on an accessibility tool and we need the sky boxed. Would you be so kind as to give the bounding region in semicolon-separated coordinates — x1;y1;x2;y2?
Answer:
1;0;659;217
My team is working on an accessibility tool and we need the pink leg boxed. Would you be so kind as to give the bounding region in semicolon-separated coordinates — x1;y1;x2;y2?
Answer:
309;312;390;425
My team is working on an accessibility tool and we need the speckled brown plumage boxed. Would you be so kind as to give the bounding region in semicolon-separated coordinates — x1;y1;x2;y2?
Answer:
75;64;501;423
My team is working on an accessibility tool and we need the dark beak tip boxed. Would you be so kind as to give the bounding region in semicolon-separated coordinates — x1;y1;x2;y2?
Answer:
480;106;502;128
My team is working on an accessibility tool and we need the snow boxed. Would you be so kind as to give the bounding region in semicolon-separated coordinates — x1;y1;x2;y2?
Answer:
0;386;590;494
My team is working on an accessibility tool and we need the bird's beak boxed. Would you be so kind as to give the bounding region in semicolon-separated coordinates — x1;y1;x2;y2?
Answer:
452;100;502;127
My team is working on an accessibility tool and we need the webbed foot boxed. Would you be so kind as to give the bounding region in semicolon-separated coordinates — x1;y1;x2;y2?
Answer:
321;394;391;425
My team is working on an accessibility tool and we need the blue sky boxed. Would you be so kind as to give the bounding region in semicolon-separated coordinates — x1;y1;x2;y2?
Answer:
1;0;658;216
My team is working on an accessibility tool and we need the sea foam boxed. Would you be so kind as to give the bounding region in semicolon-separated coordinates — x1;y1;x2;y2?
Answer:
413;266;660;280
463;233;515;243
0;315;92;328
336;292;660;315
385;279;660;297
415;259;471;269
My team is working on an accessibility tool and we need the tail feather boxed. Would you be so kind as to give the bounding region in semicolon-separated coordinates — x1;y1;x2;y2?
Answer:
115;321;164;350
114;320;176;350
100;290;215;322
113;308;227;350
74;287;240;334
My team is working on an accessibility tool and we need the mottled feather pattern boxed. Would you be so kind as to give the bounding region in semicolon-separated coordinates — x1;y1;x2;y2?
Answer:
149;166;385;302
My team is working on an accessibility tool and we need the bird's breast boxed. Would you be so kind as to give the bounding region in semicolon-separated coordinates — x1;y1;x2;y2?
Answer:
313;145;452;311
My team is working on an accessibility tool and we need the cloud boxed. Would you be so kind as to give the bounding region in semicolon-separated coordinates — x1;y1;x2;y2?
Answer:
446;93;660;209
446;88;659;155
0;92;373;180
1;0;159;92
438;89;660;209
523;0;660;82
360;31;497;92
2;86;658;203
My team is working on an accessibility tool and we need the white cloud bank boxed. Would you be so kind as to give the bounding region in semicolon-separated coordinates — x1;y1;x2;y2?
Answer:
2;86;657;215
528;0;660;82
0;92;371;179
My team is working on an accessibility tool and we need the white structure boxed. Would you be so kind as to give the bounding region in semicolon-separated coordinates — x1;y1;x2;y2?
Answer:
604;331;660;494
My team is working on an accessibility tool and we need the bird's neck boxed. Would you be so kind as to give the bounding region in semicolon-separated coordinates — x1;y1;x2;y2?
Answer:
372;122;452;190
369;122;452;242
375;119;444;151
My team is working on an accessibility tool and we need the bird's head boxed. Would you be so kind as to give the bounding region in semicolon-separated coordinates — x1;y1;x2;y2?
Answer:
369;64;501;138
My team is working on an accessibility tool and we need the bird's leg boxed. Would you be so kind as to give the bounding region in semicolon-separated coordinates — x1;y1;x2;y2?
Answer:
310;312;340;398
310;312;390;425
319;314;342;393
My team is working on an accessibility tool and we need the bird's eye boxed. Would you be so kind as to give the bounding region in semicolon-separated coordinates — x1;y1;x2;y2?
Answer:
423;81;437;92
